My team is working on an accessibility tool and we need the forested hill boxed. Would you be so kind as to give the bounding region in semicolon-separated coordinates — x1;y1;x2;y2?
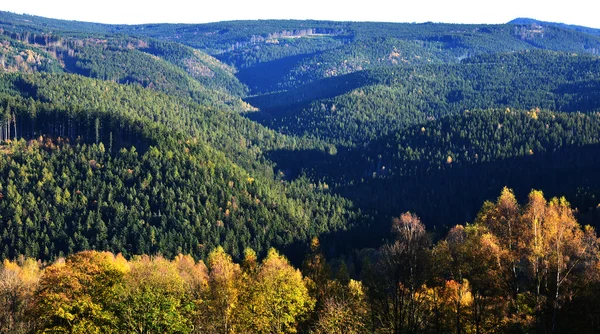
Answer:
251;50;600;146
0;71;365;261
509;17;600;36
301;109;600;230
1;11;600;265
0;24;248;106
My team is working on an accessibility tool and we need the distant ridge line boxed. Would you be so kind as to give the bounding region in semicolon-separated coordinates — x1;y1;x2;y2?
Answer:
508;17;600;36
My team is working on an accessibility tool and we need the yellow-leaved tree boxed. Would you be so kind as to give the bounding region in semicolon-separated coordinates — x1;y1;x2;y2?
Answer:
201;246;243;333
114;255;193;334
544;196;590;333
473;188;599;332
173;253;208;332
33;251;129;333
0;257;42;333
237;248;314;333
477;187;529;305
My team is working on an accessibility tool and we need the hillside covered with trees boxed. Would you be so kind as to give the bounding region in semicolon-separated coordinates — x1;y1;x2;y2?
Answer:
2;189;600;333
1;10;600;332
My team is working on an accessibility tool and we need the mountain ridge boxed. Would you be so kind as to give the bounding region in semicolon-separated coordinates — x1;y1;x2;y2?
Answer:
509;17;600;36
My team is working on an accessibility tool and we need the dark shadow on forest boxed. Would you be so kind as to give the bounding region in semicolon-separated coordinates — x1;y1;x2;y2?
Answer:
268;143;600;260
553;80;600;112
265;147;389;267
13;77;39;98
340;143;600;231
266;148;333;180
243;70;373;120
236;52;322;95
280;220;386;272
59;53;92;77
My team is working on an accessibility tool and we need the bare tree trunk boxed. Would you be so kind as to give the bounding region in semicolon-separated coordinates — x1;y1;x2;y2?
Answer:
393;283;399;334
456;296;461;334
552;236;561;334
12;114;16;140
474;293;481;334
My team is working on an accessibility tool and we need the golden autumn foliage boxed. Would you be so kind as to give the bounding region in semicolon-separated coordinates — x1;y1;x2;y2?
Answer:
33;251;128;333
201;246;243;333
0;257;42;333
115;255;193;333
456;188;598;332
3;247;315;334
359;188;600;333
173;253;209;298
237;248;314;334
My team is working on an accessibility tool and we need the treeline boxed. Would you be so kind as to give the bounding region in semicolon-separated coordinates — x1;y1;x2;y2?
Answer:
0;247;316;333
2;188;599;333
211;22;600;93
6;11;600;98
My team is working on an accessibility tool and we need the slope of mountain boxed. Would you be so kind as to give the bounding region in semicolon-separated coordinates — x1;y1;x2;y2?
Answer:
509;17;600;36
0;27;249;108
4;12;600;334
4;11;600;93
251;50;600;146
0;72;365;261
1;11;600;261
288;109;600;231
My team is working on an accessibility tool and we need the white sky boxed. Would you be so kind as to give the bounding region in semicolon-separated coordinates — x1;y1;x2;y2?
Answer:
2;0;599;29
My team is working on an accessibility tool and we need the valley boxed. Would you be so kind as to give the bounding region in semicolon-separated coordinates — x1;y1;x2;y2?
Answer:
1;10;600;332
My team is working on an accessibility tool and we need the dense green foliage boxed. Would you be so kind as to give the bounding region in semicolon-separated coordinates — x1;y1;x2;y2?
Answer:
0;71;364;261
208;21;600;93
1;11;600;287
0;27;248;109
254;50;600;146
0;247;315;333
4;10;600;94
0;71;327;175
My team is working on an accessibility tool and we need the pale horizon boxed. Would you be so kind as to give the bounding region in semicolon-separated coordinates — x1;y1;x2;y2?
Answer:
2;0;599;29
